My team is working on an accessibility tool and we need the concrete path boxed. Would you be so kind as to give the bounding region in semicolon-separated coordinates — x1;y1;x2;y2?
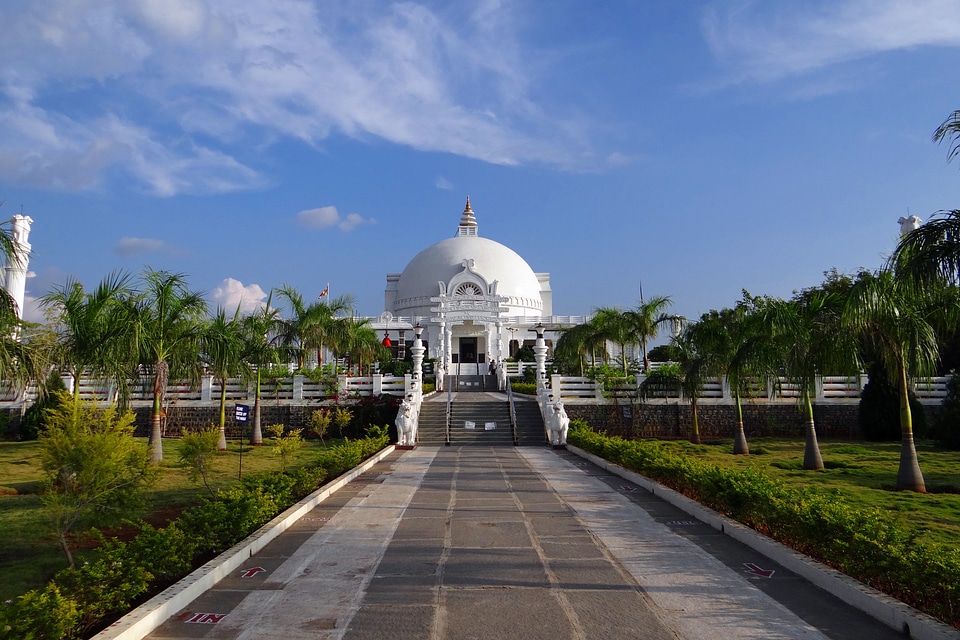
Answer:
144;447;910;640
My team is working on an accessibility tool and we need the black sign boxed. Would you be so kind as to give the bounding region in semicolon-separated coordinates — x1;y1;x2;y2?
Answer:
234;404;250;423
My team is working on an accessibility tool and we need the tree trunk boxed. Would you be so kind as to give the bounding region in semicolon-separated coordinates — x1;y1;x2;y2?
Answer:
733;392;749;455
689;397;701;444
252;371;263;445
896;363;926;492
802;393;824;470
217;379;228;451
148;360;167;463
59;532;75;569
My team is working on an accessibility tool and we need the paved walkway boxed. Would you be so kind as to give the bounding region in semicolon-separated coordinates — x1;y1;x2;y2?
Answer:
145;447;905;640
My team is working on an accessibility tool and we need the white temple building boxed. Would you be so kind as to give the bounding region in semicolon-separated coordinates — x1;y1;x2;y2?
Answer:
374;198;585;373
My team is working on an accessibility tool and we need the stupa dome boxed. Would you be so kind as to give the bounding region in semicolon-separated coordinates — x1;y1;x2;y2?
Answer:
386;198;548;319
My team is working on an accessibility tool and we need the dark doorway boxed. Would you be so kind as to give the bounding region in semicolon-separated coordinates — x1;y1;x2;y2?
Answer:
459;337;478;363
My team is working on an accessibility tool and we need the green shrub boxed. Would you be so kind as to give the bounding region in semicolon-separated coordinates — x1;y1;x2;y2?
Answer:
511;382;537;395
0;427;391;637
0;585;80;639
567;422;960;628
178;426;221;497
17;371;67;440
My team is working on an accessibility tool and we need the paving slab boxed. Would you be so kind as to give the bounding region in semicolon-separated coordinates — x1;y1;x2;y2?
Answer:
134;445;945;640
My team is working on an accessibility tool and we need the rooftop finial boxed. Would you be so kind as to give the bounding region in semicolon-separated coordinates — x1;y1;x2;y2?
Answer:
458;195;477;229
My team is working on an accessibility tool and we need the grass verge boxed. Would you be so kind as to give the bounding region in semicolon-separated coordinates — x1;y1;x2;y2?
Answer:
0;435;353;603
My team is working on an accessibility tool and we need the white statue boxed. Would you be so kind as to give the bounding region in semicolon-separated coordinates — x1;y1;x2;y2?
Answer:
497;360;507;390
898;215;922;236
547;400;569;446
396;398;417;446
436;363;445;392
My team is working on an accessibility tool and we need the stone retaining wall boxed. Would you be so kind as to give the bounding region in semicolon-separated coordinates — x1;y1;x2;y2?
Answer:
564;401;941;441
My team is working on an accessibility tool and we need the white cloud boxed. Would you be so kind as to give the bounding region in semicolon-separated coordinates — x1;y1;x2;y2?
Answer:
0;0;590;194
115;237;167;258
702;0;960;83
21;294;44;324
297;206;374;231
435;176;454;190
211;278;267;315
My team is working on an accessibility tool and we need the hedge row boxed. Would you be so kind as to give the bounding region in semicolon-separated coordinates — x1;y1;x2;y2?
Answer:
567;420;960;629
0;426;390;639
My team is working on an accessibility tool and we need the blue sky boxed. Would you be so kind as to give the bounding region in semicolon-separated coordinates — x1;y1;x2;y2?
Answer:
2;0;960;329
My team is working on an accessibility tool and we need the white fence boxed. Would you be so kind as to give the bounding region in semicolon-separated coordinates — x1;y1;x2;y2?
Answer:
0;372;414;408
546;373;949;404
0;370;951;408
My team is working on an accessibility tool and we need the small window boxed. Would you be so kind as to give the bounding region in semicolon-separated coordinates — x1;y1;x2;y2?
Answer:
455;283;483;296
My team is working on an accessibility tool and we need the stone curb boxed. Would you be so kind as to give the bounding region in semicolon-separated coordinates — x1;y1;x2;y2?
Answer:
566;445;960;640
92;445;397;640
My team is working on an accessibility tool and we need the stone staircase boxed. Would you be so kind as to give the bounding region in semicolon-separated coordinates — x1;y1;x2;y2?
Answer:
414;395;547;446
415;402;449;445
450;374;498;392
512;399;548;446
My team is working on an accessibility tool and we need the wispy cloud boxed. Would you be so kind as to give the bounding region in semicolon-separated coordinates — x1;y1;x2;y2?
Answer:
702;0;960;84
0;1;590;194
211;278;267;315
115;237;169;258
297;206;375;231
435;176;454;190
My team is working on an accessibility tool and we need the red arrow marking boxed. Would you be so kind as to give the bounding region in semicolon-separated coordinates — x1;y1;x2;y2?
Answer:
180;612;226;624
619;485;636;493
743;563;775;578
240;567;266;578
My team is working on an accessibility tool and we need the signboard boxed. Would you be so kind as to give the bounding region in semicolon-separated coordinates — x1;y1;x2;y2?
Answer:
234;403;250;423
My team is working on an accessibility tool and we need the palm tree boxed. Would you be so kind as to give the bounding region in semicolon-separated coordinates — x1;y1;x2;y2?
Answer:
275;285;355;370
628;294;674;373
843;270;960;492
336;318;387;376
890;209;960;286
671;323;712;444
136;269;207;463
761;293;856;470
240;294;282;445
592;307;635;374
0;217;47;398
41;273;138;404
554;321;606;376
934;109;960;165
0;297;48;400
696;298;779;455
201;307;249;450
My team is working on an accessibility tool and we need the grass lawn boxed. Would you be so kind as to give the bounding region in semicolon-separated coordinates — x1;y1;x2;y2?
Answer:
651;437;960;548
4;433;959;607
0;435;348;603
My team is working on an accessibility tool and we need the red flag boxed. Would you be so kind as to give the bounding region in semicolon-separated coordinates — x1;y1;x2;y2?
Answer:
318;284;329;299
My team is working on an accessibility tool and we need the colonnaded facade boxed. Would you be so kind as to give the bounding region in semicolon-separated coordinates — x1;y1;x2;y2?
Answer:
373;198;586;373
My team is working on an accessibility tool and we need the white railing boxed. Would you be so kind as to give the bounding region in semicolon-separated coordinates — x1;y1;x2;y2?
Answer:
543;373;951;404
0;371;951;408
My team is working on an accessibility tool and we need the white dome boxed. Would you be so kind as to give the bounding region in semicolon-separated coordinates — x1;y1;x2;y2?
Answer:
393;235;543;316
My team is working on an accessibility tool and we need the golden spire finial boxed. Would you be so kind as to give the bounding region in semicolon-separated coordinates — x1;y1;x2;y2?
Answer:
459;195;477;228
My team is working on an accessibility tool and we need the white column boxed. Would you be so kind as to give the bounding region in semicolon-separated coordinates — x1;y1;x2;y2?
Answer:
4;215;31;320
444;324;453;372
532;324;548;389
485;322;495;365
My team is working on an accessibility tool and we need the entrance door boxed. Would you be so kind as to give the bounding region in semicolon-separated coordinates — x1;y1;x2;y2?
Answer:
459;337;477;364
